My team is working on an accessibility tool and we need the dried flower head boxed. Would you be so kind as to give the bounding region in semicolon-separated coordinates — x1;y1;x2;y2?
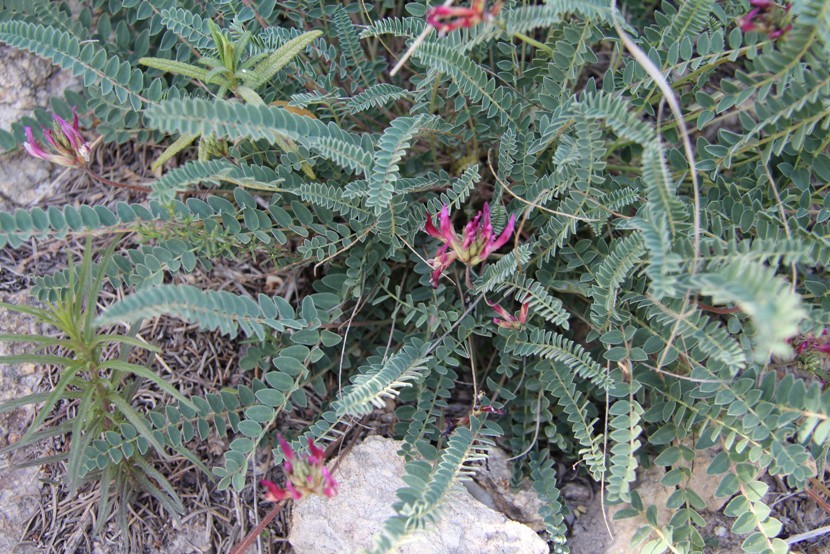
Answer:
486;297;530;329
791;329;830;356
23;107;90;168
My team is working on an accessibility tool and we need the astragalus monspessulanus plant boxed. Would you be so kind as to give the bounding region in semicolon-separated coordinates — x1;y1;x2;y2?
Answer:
0;0;829;552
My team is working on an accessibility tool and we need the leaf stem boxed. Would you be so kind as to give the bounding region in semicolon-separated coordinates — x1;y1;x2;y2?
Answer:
83;168;151;193
228;499;288;554
511;31;554;56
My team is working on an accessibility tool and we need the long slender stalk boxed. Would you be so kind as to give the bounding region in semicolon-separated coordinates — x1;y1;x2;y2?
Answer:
228;500;288;554
83;168;151;193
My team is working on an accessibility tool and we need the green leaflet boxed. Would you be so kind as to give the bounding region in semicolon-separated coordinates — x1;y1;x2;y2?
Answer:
0;20;146;110
242;30;323;89
366;115;445;214
96;284;306;340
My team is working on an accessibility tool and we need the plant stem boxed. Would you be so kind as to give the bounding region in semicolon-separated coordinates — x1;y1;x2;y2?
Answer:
83;168;151;193
229;499;288;554
512;31;554;56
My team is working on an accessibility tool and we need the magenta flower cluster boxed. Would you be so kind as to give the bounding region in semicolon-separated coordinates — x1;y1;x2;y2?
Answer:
792;329;830;357
739;0;792;39
23;107;90;168
487;298;530;330
423;203;516;287
260;435;338;502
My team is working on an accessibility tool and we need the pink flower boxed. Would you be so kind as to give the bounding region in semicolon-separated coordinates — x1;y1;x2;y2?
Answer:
427;248;457;288
478;405;506;415
423;203;516;287
278;434;295;474
768;25;792;39
260;479;290;502
791;329;830;356
260;435;338;503
739;8;761;31
427;6;484;33
23;107;90;168
320;467;338;497
306;437;326;465
739;1;792;39
486;297;529;329
426;0;501;35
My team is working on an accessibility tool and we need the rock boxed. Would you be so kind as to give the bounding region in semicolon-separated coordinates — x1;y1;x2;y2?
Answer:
0;46;79;209
0;151;55;210
288;436;548;554
149;521;212;554
465;447;545;532
685;448;728;513
568;451;736;554
568;465;671;554
0;291;46;449
0;292;48;553
0;46;75;132
0;466;41;554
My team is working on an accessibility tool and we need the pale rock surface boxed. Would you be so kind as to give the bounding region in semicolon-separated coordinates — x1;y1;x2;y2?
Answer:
568;452;733;554
149;521;212;554
0;151;56;210
569;465;671;554
0;466;40;554
288;436;548;554
0;46;79;209
465;446;545;532
0;46;76;131
0;292;48;553
685;447;728;513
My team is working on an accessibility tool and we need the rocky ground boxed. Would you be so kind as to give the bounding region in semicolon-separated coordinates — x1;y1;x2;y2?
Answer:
1;46;830;554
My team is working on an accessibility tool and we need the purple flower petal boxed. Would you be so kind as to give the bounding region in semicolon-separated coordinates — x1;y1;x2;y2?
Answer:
424;210;444;239
285;481;303;500
321;467;338;497
307;438;325;465
517;301;530;324
485;298;513;321
23;127;47;159
438;205;456;243
278;435;295;460
260;479;289;502
485;213;516;255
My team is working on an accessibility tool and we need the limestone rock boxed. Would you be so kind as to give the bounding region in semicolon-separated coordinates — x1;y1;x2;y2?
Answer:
0;46;79;209
465;447;545;532
0;46;76;131
685;448;728;513
568;453;737;554
0;465;40;554
0;151;55;210
288;436;548;554
568;465;671;554
150;521;212;554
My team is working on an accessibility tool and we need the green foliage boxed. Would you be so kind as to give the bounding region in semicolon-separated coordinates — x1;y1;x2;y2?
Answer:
2;0;829;552
530;454;570;553
96;284;307;340
0;20;146;110
333;340;431;417
368;418;499;553
345;84;410;114
692;260;805;359
0;243;187;546
367;115;445;214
